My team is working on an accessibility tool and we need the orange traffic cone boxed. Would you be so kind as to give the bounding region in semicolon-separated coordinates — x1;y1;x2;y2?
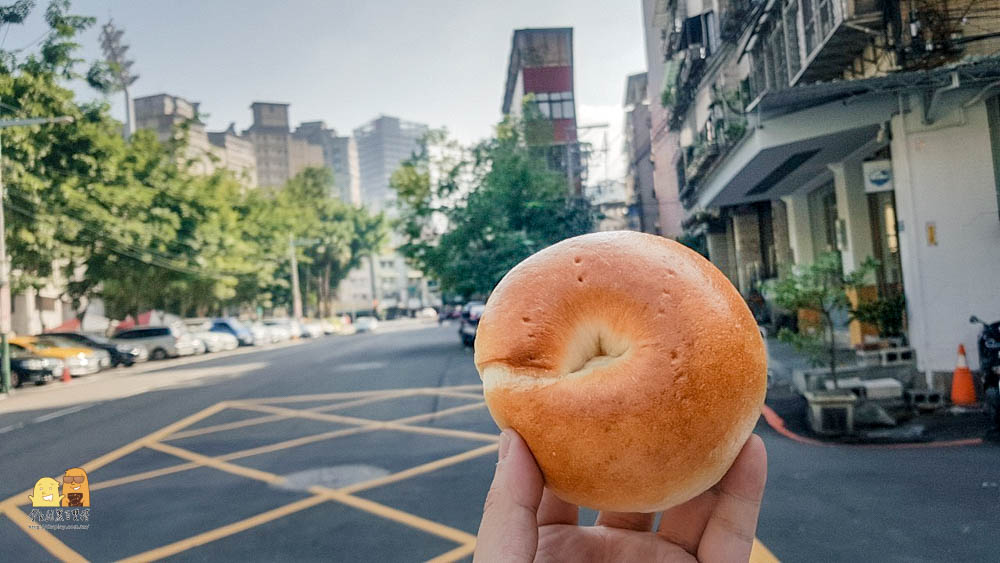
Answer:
950;344;976;406
61;366;71;383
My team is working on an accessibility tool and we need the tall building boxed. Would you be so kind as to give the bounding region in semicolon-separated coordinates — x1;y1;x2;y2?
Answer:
207;124;258;187
501;27;581;192
624;72;659;234
133;93;257;186
243;102;324;187
293;121;362;206
640;0;684;238
353;115;428;210
340;115;434;318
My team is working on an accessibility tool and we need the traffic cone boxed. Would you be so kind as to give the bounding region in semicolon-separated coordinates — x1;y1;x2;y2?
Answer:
61;366;71;383
950;344;976;406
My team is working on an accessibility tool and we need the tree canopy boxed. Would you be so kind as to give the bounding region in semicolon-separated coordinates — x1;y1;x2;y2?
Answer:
391;113;595;299
0;0;384;325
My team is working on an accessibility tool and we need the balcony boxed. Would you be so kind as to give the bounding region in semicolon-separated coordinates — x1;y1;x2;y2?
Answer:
747;0;882;105
679;109;749;207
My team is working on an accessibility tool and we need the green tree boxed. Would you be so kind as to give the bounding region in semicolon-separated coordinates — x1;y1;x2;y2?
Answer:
392;115;594;298
766;253;877;388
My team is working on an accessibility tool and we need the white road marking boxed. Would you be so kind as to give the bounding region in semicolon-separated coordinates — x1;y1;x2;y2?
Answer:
32;403;98;423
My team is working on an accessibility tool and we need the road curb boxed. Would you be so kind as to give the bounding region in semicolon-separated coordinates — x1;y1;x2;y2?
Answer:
760;404;986;449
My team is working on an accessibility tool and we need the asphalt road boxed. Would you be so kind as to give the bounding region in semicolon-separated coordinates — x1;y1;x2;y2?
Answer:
0;325;998;562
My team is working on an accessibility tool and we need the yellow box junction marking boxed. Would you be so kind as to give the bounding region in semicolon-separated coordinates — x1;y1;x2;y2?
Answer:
0;384;779;562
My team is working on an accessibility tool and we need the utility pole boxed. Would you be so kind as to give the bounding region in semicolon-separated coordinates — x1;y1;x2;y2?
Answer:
99;19;139;139
0;114;74;394
288;235;303;321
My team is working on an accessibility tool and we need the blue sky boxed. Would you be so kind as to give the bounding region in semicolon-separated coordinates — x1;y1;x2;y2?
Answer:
3;0;646;182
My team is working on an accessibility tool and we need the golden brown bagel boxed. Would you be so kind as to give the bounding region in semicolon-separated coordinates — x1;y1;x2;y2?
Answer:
474;231;766;512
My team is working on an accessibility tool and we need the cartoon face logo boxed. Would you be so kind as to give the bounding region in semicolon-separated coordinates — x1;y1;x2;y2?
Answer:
61;467;90;507
29;477;63;507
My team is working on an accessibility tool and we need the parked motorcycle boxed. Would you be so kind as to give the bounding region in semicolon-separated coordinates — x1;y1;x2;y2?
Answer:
970;315;1000;433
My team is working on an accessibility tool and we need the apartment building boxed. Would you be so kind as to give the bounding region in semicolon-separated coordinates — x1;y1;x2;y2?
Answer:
293;121;362;206
646;0;1000;377
242;102;324;187
624;72;660;234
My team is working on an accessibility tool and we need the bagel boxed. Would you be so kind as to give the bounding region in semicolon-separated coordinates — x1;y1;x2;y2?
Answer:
474;231;766;512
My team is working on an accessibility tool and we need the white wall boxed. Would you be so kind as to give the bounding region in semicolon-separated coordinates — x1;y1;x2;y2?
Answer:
890;96;1000;372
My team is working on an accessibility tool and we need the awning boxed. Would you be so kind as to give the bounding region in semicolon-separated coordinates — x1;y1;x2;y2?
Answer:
693;56;1000;209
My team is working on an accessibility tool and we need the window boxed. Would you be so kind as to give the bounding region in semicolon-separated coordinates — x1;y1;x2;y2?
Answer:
680;11;718;58
530;91;574;120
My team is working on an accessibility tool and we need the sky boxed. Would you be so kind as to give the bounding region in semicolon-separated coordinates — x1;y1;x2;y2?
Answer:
3;0;647;184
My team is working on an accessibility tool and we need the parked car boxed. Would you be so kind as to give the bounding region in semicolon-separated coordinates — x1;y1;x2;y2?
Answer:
184;320;238;352
459;304;486;347
261;320;292;342
11;335;110;376
355;316;379;333
248;322;273;345
418;307;438;319
113;326;197;360
211;318;254;346
265;318;302;339
8;343;63;387
45;331;148;367
302;320;326;338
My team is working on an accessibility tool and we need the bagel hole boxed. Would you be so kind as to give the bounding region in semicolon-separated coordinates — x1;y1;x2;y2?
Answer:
565;322;630;377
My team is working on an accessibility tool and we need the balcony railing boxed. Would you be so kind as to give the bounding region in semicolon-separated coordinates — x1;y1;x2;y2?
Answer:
746;0;882;105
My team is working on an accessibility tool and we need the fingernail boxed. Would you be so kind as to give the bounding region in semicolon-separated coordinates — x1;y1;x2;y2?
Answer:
498;430;511;461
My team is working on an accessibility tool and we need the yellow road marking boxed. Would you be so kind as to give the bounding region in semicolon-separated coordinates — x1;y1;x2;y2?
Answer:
751;538;781;563
89;461;201;492
118;494;331;563
1;504;87;562
383;423;499;443
219;426;376;460
243;387;428;405
308;485;476;545
232;402;380;426
341;443;498;494
391;401;487;424
427;542;477;562
147;442;285;485
427;389;485;401
1;401;230;508
165;391;415;441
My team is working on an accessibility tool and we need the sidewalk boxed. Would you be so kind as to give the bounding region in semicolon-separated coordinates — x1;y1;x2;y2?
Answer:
0;338;305;414
764;336;993;446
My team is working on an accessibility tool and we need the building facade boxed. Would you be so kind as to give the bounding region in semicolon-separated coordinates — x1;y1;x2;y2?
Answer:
651;0;1000;378
293;121;362;206
640;0;685;238
502;27;582;193
134;93;258;187
353;115;428;210
624;72;660;234
340;115;435;318
242;102;324;187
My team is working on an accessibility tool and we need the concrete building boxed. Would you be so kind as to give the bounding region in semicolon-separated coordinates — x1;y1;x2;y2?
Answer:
353;115;428;210
243;102;324;187
342;115;435;318
501;27;582;193
624;72;659;234
639;1;685;238
653;0;1000;379
207;124;258;187
134;93;258;187
293;121;362;205
585;180;636;232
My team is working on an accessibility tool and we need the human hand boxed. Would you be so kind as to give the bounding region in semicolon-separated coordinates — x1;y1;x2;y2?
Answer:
474;430;767;562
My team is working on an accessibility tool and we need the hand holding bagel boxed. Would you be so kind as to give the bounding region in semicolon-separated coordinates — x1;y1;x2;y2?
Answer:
475;231;767;512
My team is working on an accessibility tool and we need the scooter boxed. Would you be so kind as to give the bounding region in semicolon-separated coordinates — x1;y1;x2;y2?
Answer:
970;315;1000;432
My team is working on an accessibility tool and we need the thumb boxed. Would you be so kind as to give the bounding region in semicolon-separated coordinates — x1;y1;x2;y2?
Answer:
474;429;544;563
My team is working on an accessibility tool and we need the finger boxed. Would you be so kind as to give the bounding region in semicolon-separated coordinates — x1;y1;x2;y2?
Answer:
474;430;545;563
537;488;578;526
656;488;718;554
698;434;768;563
595;511;655;532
